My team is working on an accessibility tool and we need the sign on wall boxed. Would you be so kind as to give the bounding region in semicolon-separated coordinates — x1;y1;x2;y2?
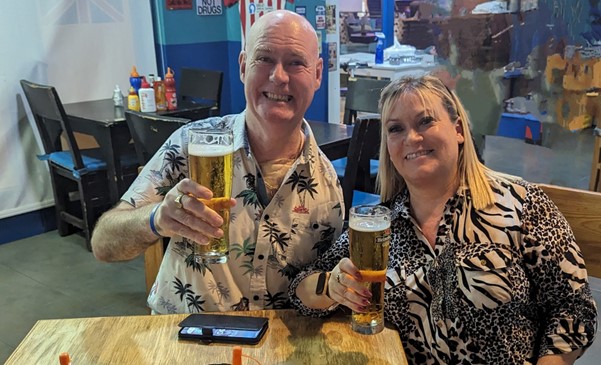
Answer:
168;0;193;10
197;0;223;15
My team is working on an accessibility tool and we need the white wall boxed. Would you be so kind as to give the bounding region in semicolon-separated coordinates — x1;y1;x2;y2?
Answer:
0;0;157;220
339;0;364;12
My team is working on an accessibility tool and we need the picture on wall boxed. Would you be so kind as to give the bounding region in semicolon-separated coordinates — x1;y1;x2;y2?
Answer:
326;5;336;34
328;42;337;71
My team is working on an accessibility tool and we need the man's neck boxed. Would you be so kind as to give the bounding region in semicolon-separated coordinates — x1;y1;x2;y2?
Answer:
246;118;304;163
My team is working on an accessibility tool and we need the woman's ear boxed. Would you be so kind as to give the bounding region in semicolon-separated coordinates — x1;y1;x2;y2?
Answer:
455;118;465;144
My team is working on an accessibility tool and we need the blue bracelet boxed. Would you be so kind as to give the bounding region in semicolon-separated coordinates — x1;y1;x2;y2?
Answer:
149;203;163;237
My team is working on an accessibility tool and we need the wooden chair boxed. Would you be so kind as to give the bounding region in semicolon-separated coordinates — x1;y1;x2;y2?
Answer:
589;128;601;192
343;77;389;125
20;80;137;250
125;110;190;295
340;116;382;220
538;183;601;278
125;110;190;166
176;67;223;120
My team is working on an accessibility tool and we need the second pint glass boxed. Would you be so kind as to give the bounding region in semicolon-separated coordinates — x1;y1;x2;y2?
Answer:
188;128;234;264
349;205;391;334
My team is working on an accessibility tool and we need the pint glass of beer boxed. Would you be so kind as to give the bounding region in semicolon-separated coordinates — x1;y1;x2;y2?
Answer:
349;205;391;334
188;128;234;264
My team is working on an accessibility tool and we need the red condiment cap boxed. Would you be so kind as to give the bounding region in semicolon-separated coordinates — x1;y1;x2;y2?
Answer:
59;352;71;365
232;346;242;365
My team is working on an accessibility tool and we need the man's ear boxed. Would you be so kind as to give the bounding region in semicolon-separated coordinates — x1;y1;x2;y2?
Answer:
239;51;247;83
455;118;465;144
314;58;323;90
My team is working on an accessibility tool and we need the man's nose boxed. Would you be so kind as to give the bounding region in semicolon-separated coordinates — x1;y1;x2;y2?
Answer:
269;63;289;84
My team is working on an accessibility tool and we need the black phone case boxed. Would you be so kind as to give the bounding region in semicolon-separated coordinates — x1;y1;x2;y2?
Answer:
177;313;269;345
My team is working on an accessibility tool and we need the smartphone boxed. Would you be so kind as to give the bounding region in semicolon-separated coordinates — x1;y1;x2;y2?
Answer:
177;314;268;345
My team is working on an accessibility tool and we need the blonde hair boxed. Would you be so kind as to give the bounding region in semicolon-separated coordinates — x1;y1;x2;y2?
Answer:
377;75;508;210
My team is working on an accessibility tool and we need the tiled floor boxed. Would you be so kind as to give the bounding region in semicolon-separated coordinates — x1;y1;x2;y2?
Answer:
1;125;599;363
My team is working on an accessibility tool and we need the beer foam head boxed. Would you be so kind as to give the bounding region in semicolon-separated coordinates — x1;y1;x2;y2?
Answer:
189;144;234;157
349;218;390;232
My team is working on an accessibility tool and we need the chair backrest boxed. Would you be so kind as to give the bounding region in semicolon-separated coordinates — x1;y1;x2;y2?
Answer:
20;79;86;170
538;183;601;278
125;110;190;165
343;77;389;125
589;128;600;192
178;67;223;115
342;116;381;218
366;0;382;17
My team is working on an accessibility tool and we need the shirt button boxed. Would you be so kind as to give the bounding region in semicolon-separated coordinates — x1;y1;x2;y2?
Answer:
480;259;487;266
253;295;259;301
264;214;270;220
258;254;264;260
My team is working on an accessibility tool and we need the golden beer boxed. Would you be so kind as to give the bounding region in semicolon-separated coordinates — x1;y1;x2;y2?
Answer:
188;130;234;264
349;205;391;334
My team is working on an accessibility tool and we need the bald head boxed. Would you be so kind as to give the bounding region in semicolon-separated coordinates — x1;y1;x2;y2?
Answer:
245;10;319;58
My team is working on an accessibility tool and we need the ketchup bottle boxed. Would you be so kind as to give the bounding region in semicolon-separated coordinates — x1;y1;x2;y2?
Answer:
164;67;177;111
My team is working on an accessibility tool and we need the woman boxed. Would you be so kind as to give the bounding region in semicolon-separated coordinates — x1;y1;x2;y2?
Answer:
289;75;597;364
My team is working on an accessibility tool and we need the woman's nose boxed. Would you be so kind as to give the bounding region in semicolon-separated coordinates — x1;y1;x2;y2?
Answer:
269;63;289;84
405;128;423;144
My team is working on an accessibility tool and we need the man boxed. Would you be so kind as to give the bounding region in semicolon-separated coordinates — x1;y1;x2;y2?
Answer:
91;10;344;314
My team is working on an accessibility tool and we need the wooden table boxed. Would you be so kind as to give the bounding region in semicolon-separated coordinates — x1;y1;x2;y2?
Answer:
63;99;215;203
63;99;132;203
6;310;407;365
309;121;353;160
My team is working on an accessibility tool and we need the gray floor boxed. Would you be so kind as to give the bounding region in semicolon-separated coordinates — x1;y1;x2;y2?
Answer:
0;232;148;363
0;126;599;363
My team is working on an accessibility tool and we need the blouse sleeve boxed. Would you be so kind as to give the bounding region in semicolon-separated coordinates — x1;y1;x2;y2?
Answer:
288;229;351;317
521;184;598;357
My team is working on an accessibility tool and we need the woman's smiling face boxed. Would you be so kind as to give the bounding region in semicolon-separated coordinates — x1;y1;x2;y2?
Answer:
384;91;465;189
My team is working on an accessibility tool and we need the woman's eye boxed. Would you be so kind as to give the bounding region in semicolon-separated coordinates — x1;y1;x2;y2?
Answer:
388;125;403;133
420;116;435;125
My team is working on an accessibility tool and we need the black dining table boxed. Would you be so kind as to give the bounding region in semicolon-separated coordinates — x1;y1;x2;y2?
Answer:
63;98;353;203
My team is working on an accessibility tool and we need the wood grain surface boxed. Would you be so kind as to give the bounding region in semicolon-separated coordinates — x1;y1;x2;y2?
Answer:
5;309;407;365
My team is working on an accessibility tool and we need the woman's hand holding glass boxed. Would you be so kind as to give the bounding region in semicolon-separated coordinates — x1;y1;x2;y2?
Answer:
328;258;372;313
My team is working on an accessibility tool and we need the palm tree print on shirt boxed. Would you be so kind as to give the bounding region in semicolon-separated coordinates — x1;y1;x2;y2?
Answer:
230;237;258;276
285;170;318;214
264;291;288;309
236;173;262;210
151;140;186;196
313;223;336;255
173;277;205;312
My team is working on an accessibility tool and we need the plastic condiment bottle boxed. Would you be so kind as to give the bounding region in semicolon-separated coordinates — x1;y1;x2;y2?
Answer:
130;66;141;93
375;32;385;64
139;77;157;112
127;86;140;111
59;352;71;365
164;67;177;111
154;76;167;111
112;84;124;107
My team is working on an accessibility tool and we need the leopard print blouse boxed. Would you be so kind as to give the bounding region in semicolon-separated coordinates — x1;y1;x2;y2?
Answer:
289;179;597;364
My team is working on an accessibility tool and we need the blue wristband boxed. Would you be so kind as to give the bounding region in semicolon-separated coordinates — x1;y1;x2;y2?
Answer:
149;203;163;237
